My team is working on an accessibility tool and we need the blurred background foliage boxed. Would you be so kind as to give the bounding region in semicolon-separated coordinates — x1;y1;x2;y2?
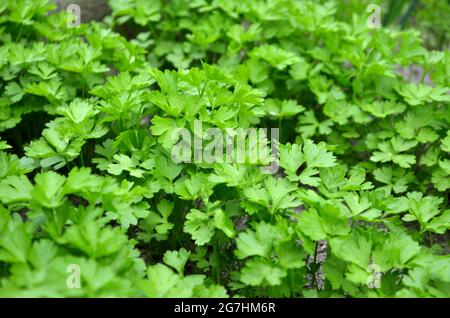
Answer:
334;0;449;50
55;0;449;50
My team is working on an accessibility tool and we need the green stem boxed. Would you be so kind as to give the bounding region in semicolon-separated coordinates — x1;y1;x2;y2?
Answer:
313;241;318;263
313;241;320;292
79;149;85;167
16;24;24;42
120;116;124;132
278;117;282;143
420;67;428;84
427;231;434;246
399;0;420;29
213;240;221;283
136;105;144;129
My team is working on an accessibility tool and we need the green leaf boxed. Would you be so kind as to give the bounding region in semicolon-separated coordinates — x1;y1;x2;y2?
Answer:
213;209;235;239
371;137;418;168
32;171;66;208
243;176;301;213
425;210;450;234
280;140;336;186
330;231;372;269
235;222;276;259
297;204;350;240
184;209;215;246
249;45;300;70
0;217;32;263
140;264;204;298
0;175;33;204
240;258;286;286
163;248;191;276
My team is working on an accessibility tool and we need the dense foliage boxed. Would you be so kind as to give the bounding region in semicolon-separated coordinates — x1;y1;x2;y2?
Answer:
0;0;449;297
